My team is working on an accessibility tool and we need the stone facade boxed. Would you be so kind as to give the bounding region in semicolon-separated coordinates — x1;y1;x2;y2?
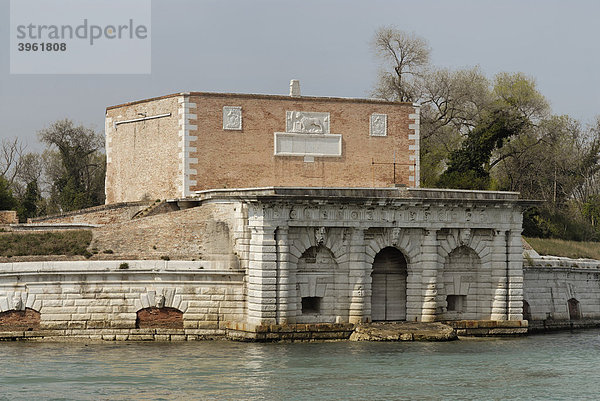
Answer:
233;187;527;330
524;256;600;331
105;87;420;203
0;260;244;340
0;187;531;340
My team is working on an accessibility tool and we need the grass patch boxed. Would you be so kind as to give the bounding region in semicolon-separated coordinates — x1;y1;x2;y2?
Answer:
0;230;93;257
525;237;600;260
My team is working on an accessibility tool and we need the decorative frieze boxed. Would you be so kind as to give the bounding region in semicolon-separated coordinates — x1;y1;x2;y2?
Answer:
286;111;330;134
250;203;517;228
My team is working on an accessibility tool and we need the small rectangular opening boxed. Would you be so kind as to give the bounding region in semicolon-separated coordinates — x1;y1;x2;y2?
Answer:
446;295;466;312
301;297;321;314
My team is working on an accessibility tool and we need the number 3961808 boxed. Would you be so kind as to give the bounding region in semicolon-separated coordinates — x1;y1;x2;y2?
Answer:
18;43;67;51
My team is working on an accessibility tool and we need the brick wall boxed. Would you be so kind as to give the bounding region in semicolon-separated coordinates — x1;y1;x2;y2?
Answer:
189;93;417;192
105;92;418;203
136;307;183;329
105;96;181;204
0;308;40;331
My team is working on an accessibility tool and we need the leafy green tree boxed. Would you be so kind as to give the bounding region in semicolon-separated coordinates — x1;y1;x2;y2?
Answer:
39;119;105;212
437;108;529;189
17;181;41;222
0;175;17;211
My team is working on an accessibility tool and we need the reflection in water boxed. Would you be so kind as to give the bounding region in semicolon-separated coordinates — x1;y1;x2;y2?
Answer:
1;330;600;400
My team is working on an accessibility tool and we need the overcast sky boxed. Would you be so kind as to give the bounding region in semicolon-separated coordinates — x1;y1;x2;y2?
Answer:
1;0;599;152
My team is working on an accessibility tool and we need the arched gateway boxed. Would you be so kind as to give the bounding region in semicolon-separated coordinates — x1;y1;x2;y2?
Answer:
371;247;408;321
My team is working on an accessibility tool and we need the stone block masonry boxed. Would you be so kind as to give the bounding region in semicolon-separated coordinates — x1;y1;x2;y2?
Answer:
524;256;600;332
0;187;533;340
0;260;245;341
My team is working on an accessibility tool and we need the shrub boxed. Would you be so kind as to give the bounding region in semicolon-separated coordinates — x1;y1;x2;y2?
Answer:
0;230;93;257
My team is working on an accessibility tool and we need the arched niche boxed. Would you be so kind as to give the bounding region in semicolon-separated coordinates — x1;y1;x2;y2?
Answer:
295;245;346;323
440;246;486;320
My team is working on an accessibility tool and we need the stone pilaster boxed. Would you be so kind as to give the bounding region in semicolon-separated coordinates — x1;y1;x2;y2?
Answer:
348;228;367;324
507;230;524;320
420;229;439;322
246;225;278;325
406;230;421;321
490;230;508;320
275;227;294;324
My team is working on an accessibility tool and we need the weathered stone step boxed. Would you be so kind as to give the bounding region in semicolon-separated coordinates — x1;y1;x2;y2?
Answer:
349;322;457;341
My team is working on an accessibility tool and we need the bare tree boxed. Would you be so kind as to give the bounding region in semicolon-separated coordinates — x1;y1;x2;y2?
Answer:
372;26;431;102
0;138;26;185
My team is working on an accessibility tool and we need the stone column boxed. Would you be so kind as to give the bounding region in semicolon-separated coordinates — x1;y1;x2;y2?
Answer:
420;229;439;322
507;229;524;320
348;228;367;324
246;225;278;326
490;230;508;320
275;227;293;324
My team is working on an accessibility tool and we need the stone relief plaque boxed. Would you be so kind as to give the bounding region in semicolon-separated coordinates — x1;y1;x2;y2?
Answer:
223;106;242;130
370;113;387;136
286;111;330;134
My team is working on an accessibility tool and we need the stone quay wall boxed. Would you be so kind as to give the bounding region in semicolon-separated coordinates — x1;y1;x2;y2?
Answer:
0;260;245;341
0;187;533;340
524;256;600;332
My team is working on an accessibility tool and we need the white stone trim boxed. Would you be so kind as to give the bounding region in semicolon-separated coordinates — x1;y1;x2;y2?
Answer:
370;113;387;137
286;111;330;134
274;132;342;157
104;116;113;204
223;106;242;130
408;105;420;187
135;287;188;313
0;291;36;312
178;96;198;198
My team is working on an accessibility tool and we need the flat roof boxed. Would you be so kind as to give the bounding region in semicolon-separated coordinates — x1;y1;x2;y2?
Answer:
173;187;539;206
106;91;415;111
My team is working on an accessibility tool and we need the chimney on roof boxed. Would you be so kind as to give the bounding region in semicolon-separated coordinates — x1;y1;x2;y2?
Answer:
289;79;300;97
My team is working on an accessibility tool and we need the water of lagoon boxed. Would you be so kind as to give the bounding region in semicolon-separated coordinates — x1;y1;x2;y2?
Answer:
1;329;599;400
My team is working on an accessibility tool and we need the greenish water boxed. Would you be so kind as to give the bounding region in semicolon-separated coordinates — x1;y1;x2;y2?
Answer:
1;330;599;400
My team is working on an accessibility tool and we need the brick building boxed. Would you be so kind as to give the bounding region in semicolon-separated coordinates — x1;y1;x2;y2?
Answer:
105;81;420;204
